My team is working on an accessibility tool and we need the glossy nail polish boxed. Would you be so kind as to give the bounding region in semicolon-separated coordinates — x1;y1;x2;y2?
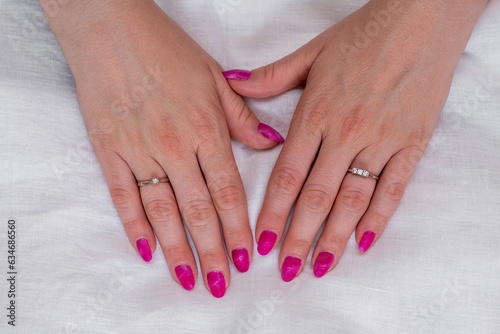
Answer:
281;256;301;282
232;248;250;273
257;230;278;255
136;238;152;262
175;265;195;291
359;231;376;253
222;69;251;80
207;271;226;298
313;252;334;278
258;123;285;143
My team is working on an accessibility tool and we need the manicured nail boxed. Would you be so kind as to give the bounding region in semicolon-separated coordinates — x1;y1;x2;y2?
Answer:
136;238;152;262
175;265;195;291
207;271;226;298
222;69;251;80
257;230;278;255
232;248;250;273
258;123;285;143
313;252;334;278
281;256;301;282
359;231;376;253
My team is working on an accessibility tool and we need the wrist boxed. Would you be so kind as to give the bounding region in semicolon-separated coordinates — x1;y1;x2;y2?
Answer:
39;0;156;49
361;0;486;61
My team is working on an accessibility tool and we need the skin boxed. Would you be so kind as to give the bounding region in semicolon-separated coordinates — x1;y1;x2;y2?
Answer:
39;0;281;296
40;0;487;294
228;0;488;280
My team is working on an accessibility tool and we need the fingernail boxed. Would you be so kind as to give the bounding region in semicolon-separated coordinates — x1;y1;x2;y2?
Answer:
281;256;301;282
232;248;250;273
222;69;251;80
207;271;226;298
175;265;195;290
136;238;152;262
257;230;278;255
359;231;376;253
258;123;285;143
313;252;334;278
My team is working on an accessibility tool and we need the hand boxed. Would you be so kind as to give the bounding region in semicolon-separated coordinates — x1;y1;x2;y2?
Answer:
227;0;486;281
40;0;284;297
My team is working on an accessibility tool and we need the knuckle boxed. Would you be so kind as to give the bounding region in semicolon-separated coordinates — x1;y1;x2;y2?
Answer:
406;145;425;169
262;63;277;96
162;244;185;259
271;166;304;194
382;181;406;203
144;199;178;222
287;237;311;253
196;249;220;262
210;183;243;212
153;131;184;160
337;188;371;214
322;233;346;250
89;129;114;151
339;107;365;143
182;199;216;230
190;106;224;140
109;186;135;208
369;211;390;226
301;97;329;138
121;219;139;230
301;186;332;215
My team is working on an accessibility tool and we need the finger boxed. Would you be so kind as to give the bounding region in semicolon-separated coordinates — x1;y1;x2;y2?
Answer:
96;150;157;262
255;97;323;256
277;140;355;281
198;141;253;273
157;150;230;298
213;71;285;148
311;148;391;278
224;39;323;99
355;146;422;253
129;158;198;291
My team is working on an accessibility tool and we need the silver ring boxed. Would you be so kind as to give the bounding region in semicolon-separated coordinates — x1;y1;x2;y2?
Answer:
347;168;379;181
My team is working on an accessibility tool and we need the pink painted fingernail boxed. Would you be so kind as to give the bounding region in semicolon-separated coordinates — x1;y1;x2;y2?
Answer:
281;256;301;282
232;248;250;273
313;251;334;278
175;265;195;290
258;123;285;143
136;238;152;262
207;271;226;298
257;230;277;255
359;231;376;253
223;69;251;80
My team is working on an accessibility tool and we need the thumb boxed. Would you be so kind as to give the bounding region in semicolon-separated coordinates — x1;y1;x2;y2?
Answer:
216;80;285;149
223;41;321;98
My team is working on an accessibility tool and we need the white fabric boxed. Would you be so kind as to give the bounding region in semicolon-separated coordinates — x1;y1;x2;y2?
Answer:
1;0;499;333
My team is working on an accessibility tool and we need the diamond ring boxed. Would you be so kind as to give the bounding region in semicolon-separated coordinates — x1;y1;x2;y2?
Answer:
347;168;379;181
137;177;170;187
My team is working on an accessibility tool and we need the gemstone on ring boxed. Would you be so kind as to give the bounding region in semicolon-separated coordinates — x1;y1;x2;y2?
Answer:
137;177;170;187
347;168;379;181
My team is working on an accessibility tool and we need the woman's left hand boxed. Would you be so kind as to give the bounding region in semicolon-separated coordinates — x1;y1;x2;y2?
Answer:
227;0;486;281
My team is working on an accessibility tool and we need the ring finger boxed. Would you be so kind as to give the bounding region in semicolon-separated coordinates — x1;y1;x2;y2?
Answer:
124;151;198;291
311;147;392;278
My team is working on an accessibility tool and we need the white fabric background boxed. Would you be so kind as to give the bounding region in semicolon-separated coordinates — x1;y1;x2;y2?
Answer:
1;0;499;333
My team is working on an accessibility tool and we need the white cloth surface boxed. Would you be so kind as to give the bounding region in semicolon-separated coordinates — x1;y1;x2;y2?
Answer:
1;0;499;333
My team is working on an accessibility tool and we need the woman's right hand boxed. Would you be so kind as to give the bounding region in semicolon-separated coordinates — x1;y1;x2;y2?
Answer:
40;0;284;298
